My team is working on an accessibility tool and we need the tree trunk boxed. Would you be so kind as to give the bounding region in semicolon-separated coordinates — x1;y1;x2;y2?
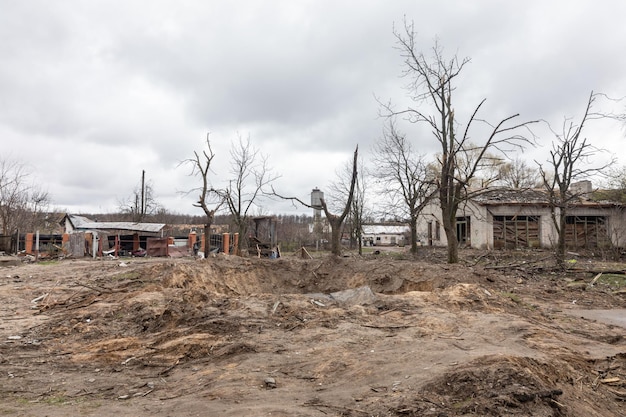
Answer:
556;208;567;266
409;214;418;255
204;223;211;256
446;231;459;264
441;205;459;263
329;218;342;256
236;221;248;251
320;146;359;257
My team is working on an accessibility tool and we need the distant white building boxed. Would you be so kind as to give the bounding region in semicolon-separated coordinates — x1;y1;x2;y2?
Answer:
362;224;410;247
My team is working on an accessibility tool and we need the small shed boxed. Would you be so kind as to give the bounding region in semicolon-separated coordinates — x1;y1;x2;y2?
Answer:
60;214;167;257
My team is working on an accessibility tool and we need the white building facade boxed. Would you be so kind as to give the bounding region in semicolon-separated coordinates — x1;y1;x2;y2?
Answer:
416;189;626;250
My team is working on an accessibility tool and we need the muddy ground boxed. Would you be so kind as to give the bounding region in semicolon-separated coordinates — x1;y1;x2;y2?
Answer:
1;248;625;416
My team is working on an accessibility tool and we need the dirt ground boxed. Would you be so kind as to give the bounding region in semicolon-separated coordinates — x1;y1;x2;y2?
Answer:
1;248;625;416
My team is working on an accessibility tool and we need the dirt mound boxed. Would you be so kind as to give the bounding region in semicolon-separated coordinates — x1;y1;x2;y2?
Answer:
389;353;626;417
146;256;441;296
21;258;497;368
416;356;566;416
1;254;625;416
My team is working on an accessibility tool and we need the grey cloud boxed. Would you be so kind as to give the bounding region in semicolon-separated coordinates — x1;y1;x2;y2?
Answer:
1;1;625;215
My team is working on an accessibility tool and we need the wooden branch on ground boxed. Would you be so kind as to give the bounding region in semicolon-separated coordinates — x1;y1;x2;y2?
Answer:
564;269;626;275
484;256;553;270
587;272;603;288
64;295;101;310
360;323;418;329
73;282;112;294
303;402;369;415
158;358;181;376
299;246;313;259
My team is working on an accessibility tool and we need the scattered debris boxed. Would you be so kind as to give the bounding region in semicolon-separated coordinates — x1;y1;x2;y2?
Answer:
263;377;277;389
330;286;377;305
298;246;313;259
250;237;280;259
588;272;603;288
0;251;625;416
30;293;48;303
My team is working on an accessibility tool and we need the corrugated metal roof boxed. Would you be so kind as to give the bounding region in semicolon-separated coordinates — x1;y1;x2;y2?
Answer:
66;214;165;233
79;221;166;233
67;214;93;228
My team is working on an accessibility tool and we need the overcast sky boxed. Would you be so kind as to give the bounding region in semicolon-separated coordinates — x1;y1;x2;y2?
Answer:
2;0;625;217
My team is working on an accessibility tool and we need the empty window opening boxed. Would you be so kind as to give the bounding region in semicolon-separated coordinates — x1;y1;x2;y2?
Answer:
456;217;470;246
493;215;540;249
565;216;608;248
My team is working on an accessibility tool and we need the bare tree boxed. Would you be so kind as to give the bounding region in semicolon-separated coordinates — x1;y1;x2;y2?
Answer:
0;158;50;236
497;157;541;189
383;21;537;263
320;146;359;256
537;92;614;266
596;165;626;203
329;154;368;254
372;119;436;255
182;134;223;254
456;146;508;188
271;146;359;256
351;165;367;255
219;134;277;252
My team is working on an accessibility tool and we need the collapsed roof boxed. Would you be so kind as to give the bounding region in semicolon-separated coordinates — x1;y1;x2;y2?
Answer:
61;214;166;234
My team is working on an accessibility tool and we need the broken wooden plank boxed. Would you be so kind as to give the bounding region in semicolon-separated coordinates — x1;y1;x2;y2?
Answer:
31;293;49;303
587;272;602;288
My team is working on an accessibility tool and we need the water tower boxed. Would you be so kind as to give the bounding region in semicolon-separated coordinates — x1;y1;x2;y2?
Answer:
311;187;324;221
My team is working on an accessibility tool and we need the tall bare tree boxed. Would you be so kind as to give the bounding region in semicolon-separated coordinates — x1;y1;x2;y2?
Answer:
329;154;368;254
383;21;537;263
372;119;436;255
320;146;359;256
537;92;614;266
0;158;50;236
183;134;223;254
271;146;359;256
219;134;277;252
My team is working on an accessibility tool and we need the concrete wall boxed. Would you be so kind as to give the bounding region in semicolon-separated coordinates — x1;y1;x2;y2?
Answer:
417;199;626;249
608;207;626;248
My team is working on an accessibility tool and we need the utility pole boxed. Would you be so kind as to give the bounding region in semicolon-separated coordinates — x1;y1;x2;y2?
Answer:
141;169;146;220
